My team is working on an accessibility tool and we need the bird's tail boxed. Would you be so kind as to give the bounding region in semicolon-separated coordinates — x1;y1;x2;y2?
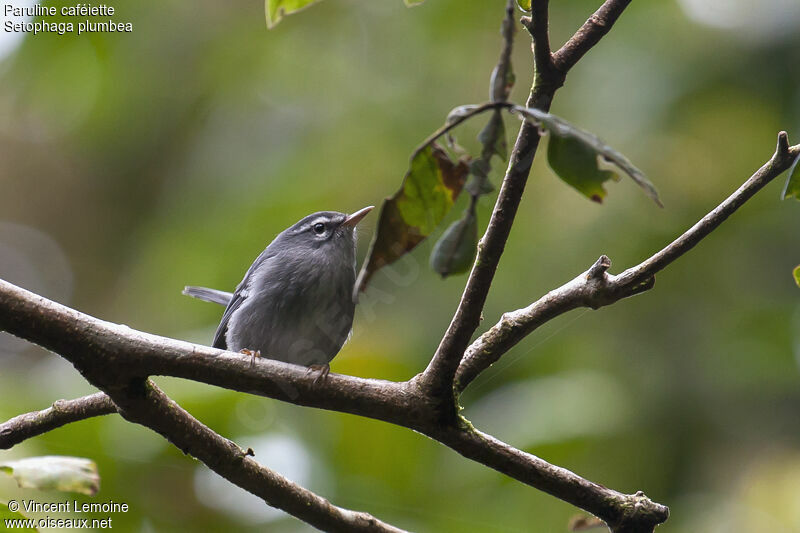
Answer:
182;286;233;306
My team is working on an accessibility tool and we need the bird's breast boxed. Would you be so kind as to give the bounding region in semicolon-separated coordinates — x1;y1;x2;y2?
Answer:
229;255;356;365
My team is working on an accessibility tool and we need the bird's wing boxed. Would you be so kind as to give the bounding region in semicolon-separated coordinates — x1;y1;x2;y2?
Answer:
211;248;276;350
212;291;244;349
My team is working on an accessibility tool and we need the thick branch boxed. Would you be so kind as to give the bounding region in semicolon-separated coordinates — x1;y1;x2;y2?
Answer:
421;0;633;406
0;279;668;530
106;379;405;533
0;284;420;531
0;392;116;449
0;279;432;430
2;388;668;533
456;133;800;392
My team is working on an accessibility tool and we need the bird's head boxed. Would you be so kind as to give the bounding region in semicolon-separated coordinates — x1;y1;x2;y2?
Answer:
273;206;374;261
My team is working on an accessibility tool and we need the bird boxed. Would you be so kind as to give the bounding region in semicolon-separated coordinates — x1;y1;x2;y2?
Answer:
183;206;374;375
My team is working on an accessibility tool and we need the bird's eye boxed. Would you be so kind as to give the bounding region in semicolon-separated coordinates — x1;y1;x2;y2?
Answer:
313;223;326;235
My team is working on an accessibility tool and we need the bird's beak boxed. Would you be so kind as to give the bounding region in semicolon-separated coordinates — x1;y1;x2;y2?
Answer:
342;205;374;227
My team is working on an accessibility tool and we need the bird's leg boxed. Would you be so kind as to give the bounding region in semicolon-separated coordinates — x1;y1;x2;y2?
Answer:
306;363;330;384
240;349;261;367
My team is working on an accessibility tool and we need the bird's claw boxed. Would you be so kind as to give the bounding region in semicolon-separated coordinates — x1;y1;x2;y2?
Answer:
306;363;330;384
240;349;261;367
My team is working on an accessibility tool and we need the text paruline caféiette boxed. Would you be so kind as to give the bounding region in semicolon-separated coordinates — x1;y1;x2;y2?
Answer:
3;3;133;35
5;3;115;17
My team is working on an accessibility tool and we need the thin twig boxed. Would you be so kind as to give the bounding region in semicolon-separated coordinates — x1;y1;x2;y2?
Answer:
455;133;800;392
490;0;517;103
409;101;513;162
552;0;633;73
615;132;798;287
433;426;669;532
0;392;116;449
522;0;558;96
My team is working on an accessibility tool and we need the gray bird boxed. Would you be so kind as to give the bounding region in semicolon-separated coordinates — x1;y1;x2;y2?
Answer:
183;206;373;373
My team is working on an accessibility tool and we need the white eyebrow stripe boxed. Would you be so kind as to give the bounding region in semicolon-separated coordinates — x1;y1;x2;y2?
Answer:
293;217;331;234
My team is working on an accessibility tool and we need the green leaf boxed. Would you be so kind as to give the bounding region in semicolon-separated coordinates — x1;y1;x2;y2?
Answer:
0;502;37;531
512;105;662;206
266;0;423;28
265;0;323;29
517;0;532;12
781;154;800;200
356;144;469;293
430;208;478;278
547;131;617;204
1;456;100;496
793;265;800;288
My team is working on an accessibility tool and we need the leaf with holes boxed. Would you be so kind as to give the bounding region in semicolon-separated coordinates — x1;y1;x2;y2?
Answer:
512;105;662;206
781;154;800;200
430;208;478;278
356;144;469;293
0;456;100;496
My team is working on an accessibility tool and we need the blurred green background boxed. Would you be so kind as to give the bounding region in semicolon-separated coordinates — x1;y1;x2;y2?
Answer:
1;0;800;531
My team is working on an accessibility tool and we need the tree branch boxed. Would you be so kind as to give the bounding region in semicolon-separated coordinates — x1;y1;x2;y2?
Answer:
0;279;432;429
0;278;668;531
433;426;669;532
107;379;406;533
527;0;553;75
410;101;513;162
421;0;633;408
0;283;417;531
455;133;800;393
5;3;761;531
614;132;798;287
552;0;633;73
0;392;116;449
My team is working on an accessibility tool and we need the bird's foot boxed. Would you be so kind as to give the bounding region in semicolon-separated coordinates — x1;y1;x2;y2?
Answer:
306;363;330;384
240;349;261;367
